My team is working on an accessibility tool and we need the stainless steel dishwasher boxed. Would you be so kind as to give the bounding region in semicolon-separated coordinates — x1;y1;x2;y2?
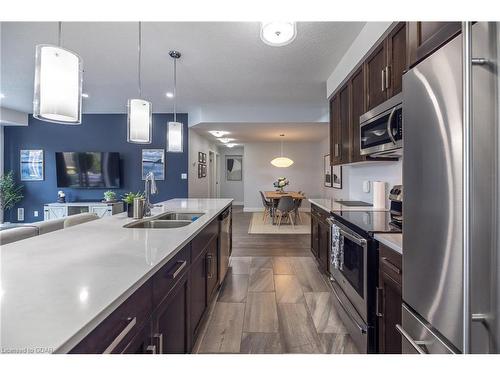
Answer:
218;206;232;283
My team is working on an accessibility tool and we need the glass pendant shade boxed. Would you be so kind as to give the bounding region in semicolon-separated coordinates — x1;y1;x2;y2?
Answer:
271;157;294;168
33;44;82;124
127;99;152;143
167;121;183;152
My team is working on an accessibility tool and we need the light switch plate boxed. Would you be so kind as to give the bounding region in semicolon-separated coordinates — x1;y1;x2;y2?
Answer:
34;210;39;217
363;180;371;193
181;173;187;180
17;208;24;221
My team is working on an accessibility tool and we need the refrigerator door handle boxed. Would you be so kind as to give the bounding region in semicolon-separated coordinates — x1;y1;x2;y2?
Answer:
395;324;428;354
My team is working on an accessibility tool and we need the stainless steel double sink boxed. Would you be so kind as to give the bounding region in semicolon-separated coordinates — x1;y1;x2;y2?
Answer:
124;212;205;229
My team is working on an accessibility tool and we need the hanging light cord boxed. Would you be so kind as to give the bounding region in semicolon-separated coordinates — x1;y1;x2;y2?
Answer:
58;22;62;47
173;56;177;122
138;22;142;98
280;134;285;157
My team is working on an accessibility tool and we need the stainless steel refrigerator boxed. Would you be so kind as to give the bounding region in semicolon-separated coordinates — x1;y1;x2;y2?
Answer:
401;22;499;354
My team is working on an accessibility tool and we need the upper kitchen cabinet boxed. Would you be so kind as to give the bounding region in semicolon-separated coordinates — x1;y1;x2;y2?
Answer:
349;66;366;163
386;22;407;97
339;83;351;164
407;22;461;67
330;94;341;165
365;42;387;111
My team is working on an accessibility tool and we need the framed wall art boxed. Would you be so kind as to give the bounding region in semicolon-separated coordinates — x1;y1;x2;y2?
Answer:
20;149;44;181
226;155;243;181
142;149;165;180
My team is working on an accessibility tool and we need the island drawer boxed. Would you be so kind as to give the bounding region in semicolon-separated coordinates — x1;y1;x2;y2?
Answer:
191;219;218;260
152;244;191;306
70;279;153;354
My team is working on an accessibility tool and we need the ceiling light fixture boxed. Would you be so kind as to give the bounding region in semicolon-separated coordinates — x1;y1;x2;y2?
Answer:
226;143;237;148
219;138;234;144
271;134;294;168
127;22;152;144
166;50;183;153
165;92;174;98
208;130;229;138
33;22;83;124
0;93;5;99
82;93;89;98
260;22;297;47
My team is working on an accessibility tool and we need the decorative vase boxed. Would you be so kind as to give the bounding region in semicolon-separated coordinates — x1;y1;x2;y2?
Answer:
127;203;134;218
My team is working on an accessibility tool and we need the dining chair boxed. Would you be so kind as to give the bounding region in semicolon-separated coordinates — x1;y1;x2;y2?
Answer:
275;196;296;228
260;191;275;224
293;191;305;224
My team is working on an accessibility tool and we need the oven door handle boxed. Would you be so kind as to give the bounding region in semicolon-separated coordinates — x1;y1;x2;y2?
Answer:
339;228;367;247
386;107;397;145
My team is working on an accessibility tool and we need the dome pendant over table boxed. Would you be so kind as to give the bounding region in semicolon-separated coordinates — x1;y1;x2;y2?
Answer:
166;50;183;153
33;21;83;124
127;22;152;144
271;134;294;168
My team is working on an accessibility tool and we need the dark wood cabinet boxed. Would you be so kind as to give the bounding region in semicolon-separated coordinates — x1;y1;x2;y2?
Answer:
121;322;154;354
153;272;190;354
310;204;330;274
190;245;209;339
377;244;402;354
206;236;219;301
338;83;351;164
349;66;366;163
365;42;387;111
407;22;461;67
329;94;341;165
387;22;407;97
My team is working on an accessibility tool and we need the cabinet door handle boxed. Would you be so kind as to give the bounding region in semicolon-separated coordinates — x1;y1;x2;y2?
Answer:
376;287;384;317
207;254;213;279
381;69;386;91
103;317;137;354
153;333;163;354
385;66;391;89
166;260;187;279
145;345;157;354
381;257;401;275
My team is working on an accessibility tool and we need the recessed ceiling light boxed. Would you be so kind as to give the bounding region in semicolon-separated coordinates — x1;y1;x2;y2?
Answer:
82;93;89;98
166;92;174;98
260;22;297;47
226;143;237;148
0;93;5;99
219;138;234;144
209;130;230;138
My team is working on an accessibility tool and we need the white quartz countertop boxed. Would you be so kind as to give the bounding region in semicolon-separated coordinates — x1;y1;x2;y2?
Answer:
0;198;232;354
308;198;388;213
374;233;403;254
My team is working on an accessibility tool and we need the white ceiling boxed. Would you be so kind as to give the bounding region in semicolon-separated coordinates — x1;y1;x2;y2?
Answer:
0;22;365;116
192;122;329;143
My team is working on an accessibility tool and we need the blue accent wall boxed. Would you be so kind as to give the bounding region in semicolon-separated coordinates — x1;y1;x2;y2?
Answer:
3;113;189;223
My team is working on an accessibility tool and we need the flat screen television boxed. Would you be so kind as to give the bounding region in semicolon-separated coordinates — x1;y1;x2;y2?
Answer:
56;152;121;188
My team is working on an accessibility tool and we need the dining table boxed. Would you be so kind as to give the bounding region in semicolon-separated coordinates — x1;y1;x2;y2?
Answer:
264;191;306;225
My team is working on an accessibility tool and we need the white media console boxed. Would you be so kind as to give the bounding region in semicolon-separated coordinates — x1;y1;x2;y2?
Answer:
44;202;124;221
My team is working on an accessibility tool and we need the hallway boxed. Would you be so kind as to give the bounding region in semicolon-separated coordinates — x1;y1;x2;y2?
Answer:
195;206;358;353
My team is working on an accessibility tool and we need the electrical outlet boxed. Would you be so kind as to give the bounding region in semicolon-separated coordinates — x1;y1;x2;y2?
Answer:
34;210;39;217
181;173;187;180
17;208;24;221
363;180;371;193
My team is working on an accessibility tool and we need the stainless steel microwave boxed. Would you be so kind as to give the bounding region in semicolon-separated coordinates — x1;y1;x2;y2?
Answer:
359;93;403;158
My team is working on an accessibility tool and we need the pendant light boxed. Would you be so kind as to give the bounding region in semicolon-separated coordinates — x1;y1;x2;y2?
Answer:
127;22;152;144
33;22;83;124
271;134;294;168
166;50;183;153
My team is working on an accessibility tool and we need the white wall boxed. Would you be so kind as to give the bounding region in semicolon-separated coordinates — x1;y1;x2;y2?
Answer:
326;22;392;98
188;129;218;198
243;141;322;211
217;146;244;205
316;138;402;209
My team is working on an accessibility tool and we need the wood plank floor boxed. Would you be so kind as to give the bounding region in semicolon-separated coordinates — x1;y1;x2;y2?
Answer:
195;206;359;354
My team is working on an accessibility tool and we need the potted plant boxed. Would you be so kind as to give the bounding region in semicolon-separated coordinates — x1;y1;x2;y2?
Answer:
104;190;117;202
0;171;24;224
122;192;144;218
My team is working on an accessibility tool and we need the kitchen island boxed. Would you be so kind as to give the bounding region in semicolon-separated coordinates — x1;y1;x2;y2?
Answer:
0;198;232;354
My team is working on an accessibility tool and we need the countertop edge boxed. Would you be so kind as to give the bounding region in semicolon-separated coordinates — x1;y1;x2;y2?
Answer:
55;199;233;353
374;233;403;255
